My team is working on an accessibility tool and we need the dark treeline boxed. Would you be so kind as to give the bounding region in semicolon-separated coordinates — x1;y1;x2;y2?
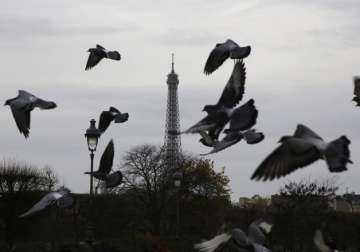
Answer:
1;149;360;252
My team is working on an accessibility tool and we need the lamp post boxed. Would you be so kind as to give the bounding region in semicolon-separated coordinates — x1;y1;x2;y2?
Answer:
85;119;101;204
173;171;182;239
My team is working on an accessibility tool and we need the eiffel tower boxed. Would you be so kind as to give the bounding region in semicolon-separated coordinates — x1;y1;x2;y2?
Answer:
164;54;182;172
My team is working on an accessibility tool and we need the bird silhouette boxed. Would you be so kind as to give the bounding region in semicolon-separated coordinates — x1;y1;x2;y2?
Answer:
19;187;73;218
204;39;251;75
352;76;360;106
85;44;121;70
5;90;57;138
184;61;250;144
98;107;129;134
84;139;123;188
85;139;114;180
194;219;272;252
251;124;352;181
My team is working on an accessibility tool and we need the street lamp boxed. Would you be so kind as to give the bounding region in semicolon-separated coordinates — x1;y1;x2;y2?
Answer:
173;171;182;239
85;119;101;202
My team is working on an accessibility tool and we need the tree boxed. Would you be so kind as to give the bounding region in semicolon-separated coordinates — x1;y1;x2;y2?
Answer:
0;160;58;194
117;144;231;235
0;160;59;248
270;178;338;252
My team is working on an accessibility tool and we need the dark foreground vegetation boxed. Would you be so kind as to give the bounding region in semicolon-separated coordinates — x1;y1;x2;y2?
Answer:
1;146;360;252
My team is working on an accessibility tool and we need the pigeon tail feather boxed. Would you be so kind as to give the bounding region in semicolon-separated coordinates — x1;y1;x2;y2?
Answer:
107;51;121;60
229;46;251;59
324;136;352;172
194;233;231;252
243;129;265;145
36;100;57;109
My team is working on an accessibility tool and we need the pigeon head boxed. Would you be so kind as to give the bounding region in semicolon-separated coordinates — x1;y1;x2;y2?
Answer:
202;104;218;114
4;100;10;106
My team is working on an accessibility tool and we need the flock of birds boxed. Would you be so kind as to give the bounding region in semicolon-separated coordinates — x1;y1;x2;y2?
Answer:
194;218;338;252
13;45;128;220
4;40;357;252
178;39;350;251
182;39;353;182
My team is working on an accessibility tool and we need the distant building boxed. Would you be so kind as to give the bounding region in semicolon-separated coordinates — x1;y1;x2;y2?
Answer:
239;193;360;213
238;195;271;208
329;193;360;213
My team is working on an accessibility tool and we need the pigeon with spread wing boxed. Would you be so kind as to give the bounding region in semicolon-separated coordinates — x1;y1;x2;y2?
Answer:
204;39;251;75
5;90;57;138
98;107;129;134
251;124;352;181
194;219;272;252
85;44;121;70
19;187;74;218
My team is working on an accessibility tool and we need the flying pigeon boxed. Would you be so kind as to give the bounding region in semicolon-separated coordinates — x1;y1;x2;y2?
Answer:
200;99;262;155
84;140;123;188
202;129;264;156
19;187;72;218
98;107;129;134
85;139;114;180
251;124;352;181
204;39;251;75
194;219;272;252
85;44;121;70
185;99;258;151
314;229;339;252
184;61;248;141
5;90;57;138
352;76;360;106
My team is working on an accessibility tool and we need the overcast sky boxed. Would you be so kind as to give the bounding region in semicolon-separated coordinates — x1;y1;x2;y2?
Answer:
0;0;359;200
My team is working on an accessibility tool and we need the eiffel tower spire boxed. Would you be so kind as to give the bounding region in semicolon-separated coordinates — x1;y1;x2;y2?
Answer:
164;53;181;172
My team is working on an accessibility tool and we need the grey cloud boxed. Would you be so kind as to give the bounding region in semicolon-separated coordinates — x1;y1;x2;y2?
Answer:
158;29;223;47
0;16;137;41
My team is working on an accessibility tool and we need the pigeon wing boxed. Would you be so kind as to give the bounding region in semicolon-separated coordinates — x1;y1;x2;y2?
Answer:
217;60;246;109
98;139;114;175
109;106;120;113
314;230;332;252
98;111;113;133
19;192;63;218
204;43;230;75
10;107;30;138
228;99;258;131
251;140;320;181
354;76;360;96
85;52;103;70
